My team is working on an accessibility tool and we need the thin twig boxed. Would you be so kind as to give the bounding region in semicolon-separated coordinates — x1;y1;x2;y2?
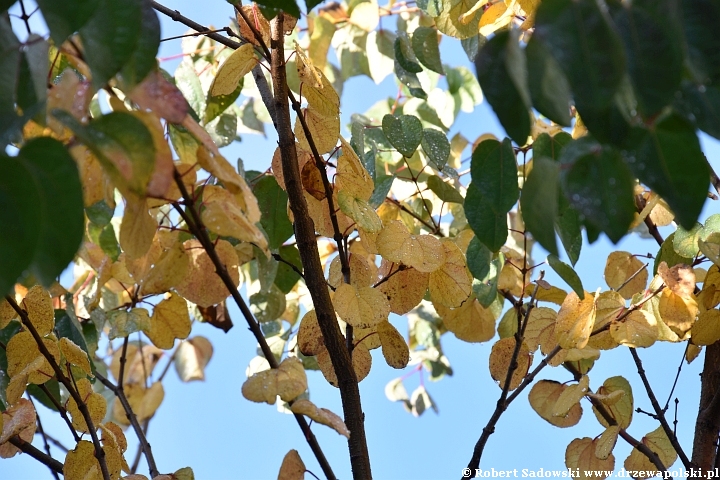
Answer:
630;348;694;469
664;343;689;411
95;372;159;478
36;382;80;442
6;296;111;480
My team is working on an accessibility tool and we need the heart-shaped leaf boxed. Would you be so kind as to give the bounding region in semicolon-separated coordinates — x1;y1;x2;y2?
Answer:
382;114;423;158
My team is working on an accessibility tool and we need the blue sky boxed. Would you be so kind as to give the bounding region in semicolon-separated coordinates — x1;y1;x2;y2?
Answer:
4;1;720;479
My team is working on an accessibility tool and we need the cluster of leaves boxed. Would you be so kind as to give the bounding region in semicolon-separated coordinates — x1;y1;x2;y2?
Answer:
2;0;720;478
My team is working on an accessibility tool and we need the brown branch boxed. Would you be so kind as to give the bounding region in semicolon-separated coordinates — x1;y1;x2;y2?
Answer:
6;296;111;480
635;194;664;247
463;278;542;477
630;348;693;469
8;436;63;474
95;372;159;478
270;16;371;479
171;171;337;480
36;382;80;443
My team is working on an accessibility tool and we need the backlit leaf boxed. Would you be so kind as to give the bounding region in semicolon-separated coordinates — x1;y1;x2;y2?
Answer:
290;399;350;438
522;156;559;255
555;291;596;349
382;114;423;158
624;426;677;474
377;320;409;369
174;239;240;308
593;376;633;429
333;284;390;328
604;251;648;300
174;336;213;382
146;294;191;350
610;310;658;348
488;337;532;391
529;380;582;428
565;437;615;479
435;296;495;343
66;378;107;433
428;240;473;308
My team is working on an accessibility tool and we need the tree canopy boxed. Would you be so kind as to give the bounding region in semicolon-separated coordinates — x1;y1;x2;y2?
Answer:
2;0;720;478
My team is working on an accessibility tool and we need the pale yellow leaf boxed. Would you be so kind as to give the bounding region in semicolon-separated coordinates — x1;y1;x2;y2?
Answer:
59;337;93;377
295;107;339;155
209;44;256;96
336;136;373;201
276;357;308;402
528;380;582;428
333;283;390;328
337;191;383;233
435;296;495;343
174;336;213;382
21;285;54;336
556;291;597;349
566;437;615;480
63;441;101;480
604;251;648;300
146;294;191;350
610;310;658;348
623;426;677;474
553;375;589;417
524;306;557;353
428;240;472;308
6;331;59;384
328;254;375;289
592;376;633;429
377;263;429;315
377;320;410;369
488;337;532;390
596;426;620;461
290;399;350;438
66;378;107;433
119;197;156;260
691;309;720;346
658;288;698;336
297;310;325;356
201;185;268;249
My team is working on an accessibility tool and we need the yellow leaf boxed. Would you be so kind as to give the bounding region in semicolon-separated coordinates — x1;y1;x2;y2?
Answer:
113;382;164;425
524;307;558;353
6;357;43;405
236;5;271;47
498;249;525;297
435;0;486;39
272;145;312;191
376;220;424;268
610;310;658;348
297;310;325;356
488;337;532;390
108;307;151;340
99;422;127;478
59;337;93;377
354;324;381;350
278;449;306;480
174;336;214;382
146;294;191;350
429;240;473;308
587;291;624;350
201;185;269;250
413;235;447;273
328;254;375;289
333;283;390;328
64;441;101;480
110;343;162;386
66;378;107;433
131;111;174;199
658;261;696;298
535;285;569;305
174;239;240;308
691;309;720;346
0;398;36;458
294;107;339;155
0;298;17;329
479;2;513;37
290;399;350;438
303;189;354;238
658;288;698;336
316;342;372;387
209;43;257;96
553;375;589;417
592;376;633;429
300;66;340;118
556;291;597;350
350;1;379;31
377;264;429;315
377;320;410;369
140;238;190;295
565;437;615;480
337;136;373;201
528;380;583;428
435;296;495;343
337;191;383;233
295;41;323;89
242;358;307;404
596;426;620;460
119;197;156;260
21;285;54;336
623;426;677;474
6;331;59;384
604;251;648;300
698;265;720;310
687;343;702;363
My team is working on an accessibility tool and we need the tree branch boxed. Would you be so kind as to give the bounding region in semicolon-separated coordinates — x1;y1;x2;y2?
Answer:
171;170;337;480
630;348;693;469
95;372;159;478
8;435;63;474
5;296;111;480
269;15;372;479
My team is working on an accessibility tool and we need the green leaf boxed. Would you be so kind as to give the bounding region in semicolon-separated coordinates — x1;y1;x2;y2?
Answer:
174;60;205;119
434;0;482;39
37;0;100;45
412;27;444;74
256;0;300;18
475;30;531;146
547;254;584;299
526;35;572;126
675;81;720;141
534;0;626;125
556;200;582;267
465;184;507;252
27;381;61;412
560;137;635;243
421;128;451;170
427;176;463;204
532;132;572;162
53;110;156;198
472;254;504;308
86;200;114;226
681;0;720;84
0;156;42;295
0;16;20;117
467;236;493;281
382;114;424;157
206;112;238;148
55;310;92;361
79;0;143;89
460;35;484;63
446;66;482;113
521;156;559;256
237;98;266;136
394;31;422;73
17;35;48;111
394;59;427;99
653;232;693;275
367;30;396;84
613;0;682;117
253;176;293;250
470;138;518;213
17;138;84;286
699;214;720;267
673;223;702;259
274;245;302;294
1;0;15;12
98;224;121;262
416;0;443;16
369;174;394;208
625;113;709;230
250;284;287;323
118;1;161;90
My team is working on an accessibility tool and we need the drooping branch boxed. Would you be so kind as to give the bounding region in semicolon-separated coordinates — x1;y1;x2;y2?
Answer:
171;170;337;480
5;296;111;480
269;15;372;480
95;372;159;478
630;348;693;469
